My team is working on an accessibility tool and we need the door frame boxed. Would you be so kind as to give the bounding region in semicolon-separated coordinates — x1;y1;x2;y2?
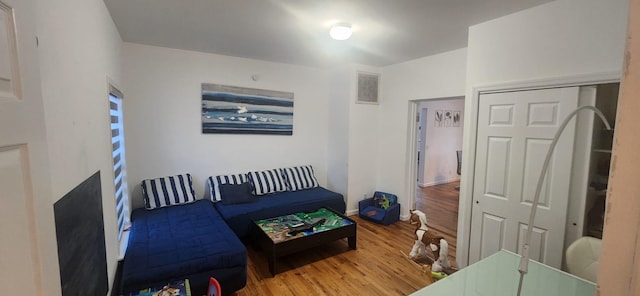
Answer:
405;97;464;216
455;71;620;268
417;107;428;186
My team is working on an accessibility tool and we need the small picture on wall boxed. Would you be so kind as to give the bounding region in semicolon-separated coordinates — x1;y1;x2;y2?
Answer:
444;110;453;127
434;110;443;127
201;83;294;135
453;111;461;127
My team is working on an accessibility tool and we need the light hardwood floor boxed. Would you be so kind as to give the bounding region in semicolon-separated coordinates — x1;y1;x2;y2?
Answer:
233;182;460;296
415;180;460;261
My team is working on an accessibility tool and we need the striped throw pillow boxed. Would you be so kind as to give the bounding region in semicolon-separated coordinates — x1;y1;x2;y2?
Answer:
141;173;196;210
281;165;319;191
207;173;248;202
247;169;287;196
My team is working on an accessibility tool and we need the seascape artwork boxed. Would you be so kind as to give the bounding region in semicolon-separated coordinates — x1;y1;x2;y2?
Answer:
202;83;294;135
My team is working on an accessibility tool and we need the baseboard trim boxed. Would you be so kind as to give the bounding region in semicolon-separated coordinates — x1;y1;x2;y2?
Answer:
419;177;460;187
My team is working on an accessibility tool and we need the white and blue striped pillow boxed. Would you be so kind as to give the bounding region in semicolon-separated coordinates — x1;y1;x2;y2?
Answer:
247;169;287;196
281;165;319;191
141;173;196;210
207;173;248;202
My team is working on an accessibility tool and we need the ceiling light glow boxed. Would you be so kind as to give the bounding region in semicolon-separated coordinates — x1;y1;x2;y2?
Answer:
329;23;352;40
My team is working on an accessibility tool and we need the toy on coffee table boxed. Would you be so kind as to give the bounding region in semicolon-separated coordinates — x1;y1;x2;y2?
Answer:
401;209;456;280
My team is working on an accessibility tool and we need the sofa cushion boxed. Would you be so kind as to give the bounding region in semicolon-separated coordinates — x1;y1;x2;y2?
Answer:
281;165;319;191
141;173;196;210
208;173;248;202
360;206;386;221
220;183;255;205
247;169;287;196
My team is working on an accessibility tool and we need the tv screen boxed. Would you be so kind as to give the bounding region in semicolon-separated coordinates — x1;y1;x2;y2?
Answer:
54;171;108;295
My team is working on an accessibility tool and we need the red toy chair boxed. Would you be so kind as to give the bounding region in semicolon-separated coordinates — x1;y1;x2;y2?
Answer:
207;277;221;296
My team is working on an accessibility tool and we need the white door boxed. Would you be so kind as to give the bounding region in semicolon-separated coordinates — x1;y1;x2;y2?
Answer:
469;87;579;269
0;0;56;294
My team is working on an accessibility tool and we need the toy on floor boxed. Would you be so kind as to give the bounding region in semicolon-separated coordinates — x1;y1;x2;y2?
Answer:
400;249;450;282
407;209;451;273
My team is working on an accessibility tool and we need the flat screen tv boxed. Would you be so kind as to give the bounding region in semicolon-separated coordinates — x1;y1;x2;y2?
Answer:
54;171;108;295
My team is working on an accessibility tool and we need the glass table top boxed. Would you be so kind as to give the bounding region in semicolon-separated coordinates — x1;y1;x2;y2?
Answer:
254;207;354;243
410;250;595;296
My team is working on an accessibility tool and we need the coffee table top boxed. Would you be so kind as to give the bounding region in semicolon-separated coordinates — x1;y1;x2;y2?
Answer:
254;207;354;243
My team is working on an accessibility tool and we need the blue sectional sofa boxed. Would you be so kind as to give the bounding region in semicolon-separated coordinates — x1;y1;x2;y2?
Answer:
207;166;346;240
215;186;345;240
121;167;345;295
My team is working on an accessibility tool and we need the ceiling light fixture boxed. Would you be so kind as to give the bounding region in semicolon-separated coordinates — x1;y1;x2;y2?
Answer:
329;23;352;40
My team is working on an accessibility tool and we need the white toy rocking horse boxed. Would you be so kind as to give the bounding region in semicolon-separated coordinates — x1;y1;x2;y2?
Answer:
408;209;451;272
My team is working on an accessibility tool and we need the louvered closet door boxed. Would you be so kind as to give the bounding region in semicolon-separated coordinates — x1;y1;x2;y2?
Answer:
468;87;579;269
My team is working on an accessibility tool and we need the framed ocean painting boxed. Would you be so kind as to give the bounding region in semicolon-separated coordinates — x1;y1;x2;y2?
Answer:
201;83;294;135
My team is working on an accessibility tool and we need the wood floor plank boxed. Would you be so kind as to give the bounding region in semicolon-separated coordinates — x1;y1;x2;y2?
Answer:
416;180;460;262
234;217;432;295
232;182;459;295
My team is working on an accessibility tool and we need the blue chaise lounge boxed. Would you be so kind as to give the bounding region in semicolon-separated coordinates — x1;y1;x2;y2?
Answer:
121;174;247;296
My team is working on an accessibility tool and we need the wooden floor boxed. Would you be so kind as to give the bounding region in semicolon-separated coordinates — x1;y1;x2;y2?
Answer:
233;182;460;296
415;180;460;261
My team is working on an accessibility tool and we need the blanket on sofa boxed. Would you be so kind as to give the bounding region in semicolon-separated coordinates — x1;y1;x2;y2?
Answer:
121;199;247;295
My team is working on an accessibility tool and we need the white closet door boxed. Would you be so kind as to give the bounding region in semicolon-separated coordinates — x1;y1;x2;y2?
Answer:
469;87;579;269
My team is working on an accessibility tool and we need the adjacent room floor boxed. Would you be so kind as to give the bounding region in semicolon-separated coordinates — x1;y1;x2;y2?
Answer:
415;180;460;262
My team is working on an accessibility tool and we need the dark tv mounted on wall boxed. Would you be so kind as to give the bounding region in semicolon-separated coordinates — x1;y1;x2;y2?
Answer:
54;171;108;296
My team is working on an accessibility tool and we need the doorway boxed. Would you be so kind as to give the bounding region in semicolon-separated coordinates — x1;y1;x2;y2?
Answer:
411;97;465;262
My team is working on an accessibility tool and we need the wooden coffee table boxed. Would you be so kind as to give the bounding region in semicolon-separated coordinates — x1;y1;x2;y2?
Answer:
253;207;357;276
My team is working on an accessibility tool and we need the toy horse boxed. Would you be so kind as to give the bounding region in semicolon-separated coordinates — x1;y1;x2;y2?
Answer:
408;209;451;272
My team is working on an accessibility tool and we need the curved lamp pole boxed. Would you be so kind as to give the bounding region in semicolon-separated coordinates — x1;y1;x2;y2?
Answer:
517;106;612;296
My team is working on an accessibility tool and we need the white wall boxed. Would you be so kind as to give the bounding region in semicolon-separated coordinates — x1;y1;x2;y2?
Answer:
466;0;628;86
376;48;467;216
123;43;332;209
458;0;629;266
326;67;351;199
345;65;382;214
36;0;123;291
418;99;464;187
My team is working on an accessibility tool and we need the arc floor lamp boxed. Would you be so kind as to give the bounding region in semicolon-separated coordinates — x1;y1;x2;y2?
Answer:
517;105;612;296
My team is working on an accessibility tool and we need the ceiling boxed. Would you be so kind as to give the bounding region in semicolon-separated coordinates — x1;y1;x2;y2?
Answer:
104;0;553;68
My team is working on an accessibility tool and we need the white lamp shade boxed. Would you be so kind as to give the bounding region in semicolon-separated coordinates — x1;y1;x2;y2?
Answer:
330;23;352;40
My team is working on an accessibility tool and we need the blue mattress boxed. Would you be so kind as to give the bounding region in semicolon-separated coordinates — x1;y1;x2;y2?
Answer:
121;199;247;295
214;187;345;239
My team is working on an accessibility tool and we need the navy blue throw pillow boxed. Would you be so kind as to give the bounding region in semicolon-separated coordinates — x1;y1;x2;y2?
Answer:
220;182;255;205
